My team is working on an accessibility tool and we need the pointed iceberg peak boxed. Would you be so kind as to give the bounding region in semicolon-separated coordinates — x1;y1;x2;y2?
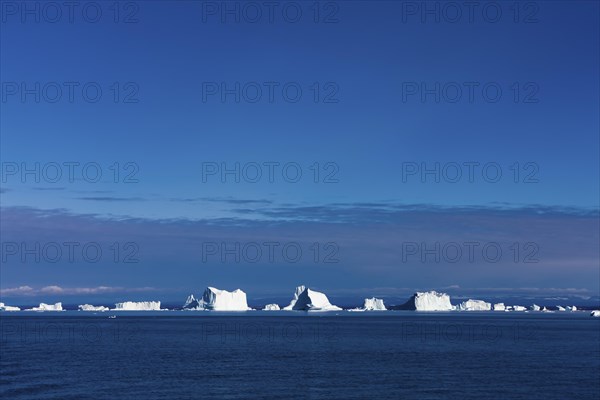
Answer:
283;285;341;311
183;294;200;309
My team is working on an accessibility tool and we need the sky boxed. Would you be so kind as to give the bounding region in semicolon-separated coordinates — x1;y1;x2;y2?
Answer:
0;1;599;305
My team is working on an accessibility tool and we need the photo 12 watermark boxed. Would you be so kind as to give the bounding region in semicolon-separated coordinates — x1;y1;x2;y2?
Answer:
201;81;339;103
199;1;340;24
401;162;539;184
1;161;140;184
201;241;340;264
201;161;339;183
1;81;140;104
1;1;140;24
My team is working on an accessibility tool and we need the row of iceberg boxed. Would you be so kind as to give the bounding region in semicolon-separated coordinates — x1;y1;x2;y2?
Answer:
2;288;598;316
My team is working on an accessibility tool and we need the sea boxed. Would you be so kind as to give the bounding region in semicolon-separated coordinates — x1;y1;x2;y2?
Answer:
1;312;599;399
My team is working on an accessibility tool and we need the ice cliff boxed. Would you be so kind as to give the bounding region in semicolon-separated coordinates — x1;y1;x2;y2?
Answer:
349;297;387;311
78;304;109;312
26;302;63;311
398;291;453;311
458;299;492;311
183;287;251;311
0;302;20;311
114;301;161;311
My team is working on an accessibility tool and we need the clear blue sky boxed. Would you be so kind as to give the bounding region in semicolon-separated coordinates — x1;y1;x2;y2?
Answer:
1;1;598;304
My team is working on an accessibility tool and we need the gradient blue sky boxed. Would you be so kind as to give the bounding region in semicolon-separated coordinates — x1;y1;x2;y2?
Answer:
1;1;598;304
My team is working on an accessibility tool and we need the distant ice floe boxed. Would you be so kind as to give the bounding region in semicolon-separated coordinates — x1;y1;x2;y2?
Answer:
113;301;161;311
0;302;21;311
511;306;527;312
349;297;387;312
492;303;505;311
283;285;341;311
566;306;577;312
399;291;453;311
262;304;281;311
183;287;251;311
457;299;491;311
557;306;566;311
591;310;600;317
78;304;109;312
26;302;63;311
531;304;541;311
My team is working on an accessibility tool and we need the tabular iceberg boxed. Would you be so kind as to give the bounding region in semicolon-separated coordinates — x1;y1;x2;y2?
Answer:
512;305;527;312
26;302;63;311
349;297;387;312
263;304;280;311
78;304;109;312
0;302;20;311
458;299;492;311
399;291;453;311
493;303;505;311
283;286;342;311
184;287;251;311
114;301;161;311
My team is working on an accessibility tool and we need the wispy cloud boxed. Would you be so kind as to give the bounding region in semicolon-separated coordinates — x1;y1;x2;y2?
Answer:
170;196;273;205
1;285;159;296
33;187;66;191
75;196;146;202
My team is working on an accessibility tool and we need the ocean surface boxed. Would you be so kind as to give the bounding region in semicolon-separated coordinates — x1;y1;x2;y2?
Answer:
1;312;599;399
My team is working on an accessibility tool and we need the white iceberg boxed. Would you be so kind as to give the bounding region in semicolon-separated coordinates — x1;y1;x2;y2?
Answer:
78;304;109;312
512;305;527;312
531;304;541;311
458;299;491;311
349;297;387;312
182;294;201;310
0;302;20;311
114;301;161;311
262;304;280;311
566;306;577;312
399;291;453;311
283;286;341;311
591;310;600;317
556;305;566;311
184;287;251;311
541;307;553;313
492;303;505;311
26;302;63;311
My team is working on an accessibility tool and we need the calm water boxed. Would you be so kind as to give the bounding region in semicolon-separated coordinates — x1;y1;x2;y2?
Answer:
1;312;599;399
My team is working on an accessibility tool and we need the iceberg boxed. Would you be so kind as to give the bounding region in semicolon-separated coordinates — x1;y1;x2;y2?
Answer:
398;291;453;311
26;302;63;311
283;286;342;311
184;287;251;311
512;305;527;312
114;301;161;311
591;310;600;317
492;303;505;311
78;304;109;312
349;297;387;312
566;306;577;312
531;304;541;311
262;304;280;311
182;294;201;310
556;305;566;311
458;299;491;311
0;302;20;311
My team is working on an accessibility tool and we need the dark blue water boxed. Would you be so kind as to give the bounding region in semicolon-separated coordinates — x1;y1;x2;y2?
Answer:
1;312;599;399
